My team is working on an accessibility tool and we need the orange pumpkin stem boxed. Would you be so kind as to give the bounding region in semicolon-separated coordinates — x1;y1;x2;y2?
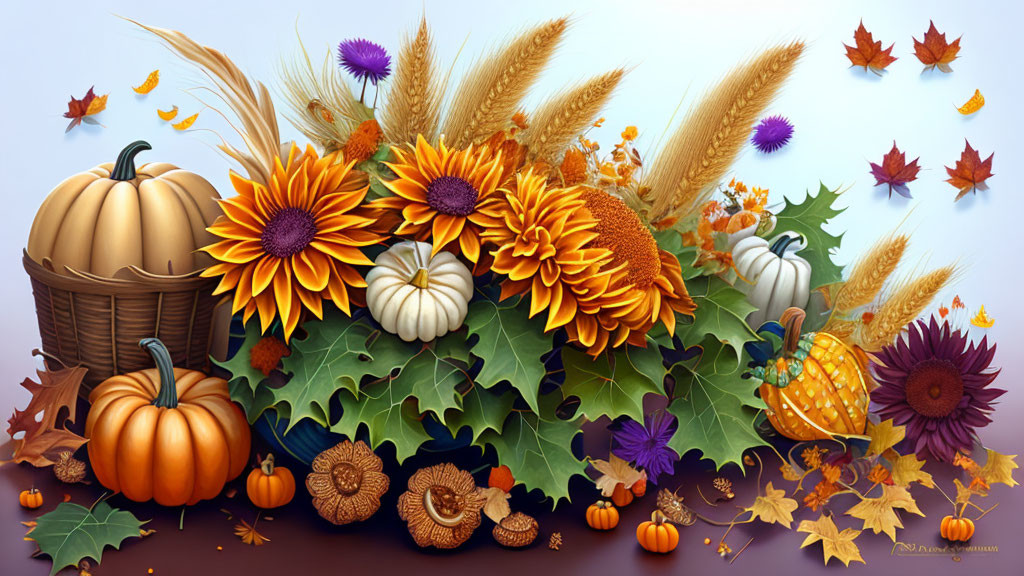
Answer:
780;307;806;357
140;338;178;409
260;454;276;476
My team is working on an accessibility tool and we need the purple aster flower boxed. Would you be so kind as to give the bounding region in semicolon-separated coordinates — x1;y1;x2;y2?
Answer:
751;115;794;153
337;38;392;86
870;317;1004;462
611;412;678;484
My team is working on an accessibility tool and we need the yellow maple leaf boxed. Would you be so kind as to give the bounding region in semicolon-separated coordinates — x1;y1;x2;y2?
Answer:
970;305;995;328
589;454;644;497
890;453;934;489
172;112;199;131
866;420;905;458
780;463;803;482
956;89;985;115
85;93;108;116
746;481;799;528
234;518;270;546
844;485;924;541
133;69;160;94
798;514;864;566
979;449;1018;487
157;105;179;121
954;477;986;505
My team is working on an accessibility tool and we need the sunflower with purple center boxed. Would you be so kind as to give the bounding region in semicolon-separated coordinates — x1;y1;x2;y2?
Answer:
870;316;1004;462
611;412;678;484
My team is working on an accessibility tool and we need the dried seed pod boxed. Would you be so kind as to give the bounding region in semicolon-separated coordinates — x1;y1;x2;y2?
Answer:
54;451;87;484
397;463;483;549
493;512;538;548
306;440;389;525
548;532;563;551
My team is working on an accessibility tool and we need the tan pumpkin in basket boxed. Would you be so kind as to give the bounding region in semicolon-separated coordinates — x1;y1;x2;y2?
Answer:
27;140;221;277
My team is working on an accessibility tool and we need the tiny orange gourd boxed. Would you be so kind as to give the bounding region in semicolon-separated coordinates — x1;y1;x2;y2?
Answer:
488;464;515;493
586;500;619;530
940;515;975;542
246;454;296;509
637;511;679;553
19;488;43;509
630;476;647;498
611;482;634;507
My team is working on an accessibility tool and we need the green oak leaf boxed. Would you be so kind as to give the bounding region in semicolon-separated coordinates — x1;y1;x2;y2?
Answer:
678;274;760;364
774;183;845;289
213;320;269;393
444;385;517;442
32;501;145;576
466;298;552;412
561;342;665;422
476;392;587;508
667;336;767;470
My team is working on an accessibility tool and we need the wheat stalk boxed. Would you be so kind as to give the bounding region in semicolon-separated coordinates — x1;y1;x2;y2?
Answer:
379;16;443;145
442;17;568;148
522;68;625;163
833;232;908;314
646;41;804;224
127;18;281;185
859;266;957;351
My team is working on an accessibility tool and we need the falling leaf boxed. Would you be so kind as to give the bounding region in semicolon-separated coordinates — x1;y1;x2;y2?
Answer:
234;519;270;546
970;305;995;328
63;87;108;132
979;449;1018;487
957;89;985;115
6;360;88;467
844;21;897;74
913;21;961;73
589;454;644;497
869;142;921;198
780;464;803;482
132;70;160;94
798;514;865;566
890;453;935;489
172;112;199;131
954;478;985;504
938;305;950;319
157;106;179;121
844;485;924;541
746;482;799;528
946;140;994;201
866;420;905;458
477;487;511;523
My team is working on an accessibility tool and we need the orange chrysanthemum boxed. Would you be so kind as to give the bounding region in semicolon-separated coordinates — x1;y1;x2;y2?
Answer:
202;144;381;340
370;135;507;263
479;171;631;333
343;119;384;163
558;146;587;186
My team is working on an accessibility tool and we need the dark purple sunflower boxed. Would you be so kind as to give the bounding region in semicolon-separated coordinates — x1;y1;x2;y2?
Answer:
751;115;794;153
611;412;678;484
870;317;1004;462
337;38;392;86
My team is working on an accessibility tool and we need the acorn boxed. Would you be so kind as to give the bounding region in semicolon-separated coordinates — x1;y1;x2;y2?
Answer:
493;512;539;548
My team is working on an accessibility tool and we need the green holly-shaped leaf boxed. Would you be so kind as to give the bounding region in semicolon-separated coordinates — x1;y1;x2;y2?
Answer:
465;298;552;413
774;183;846;289
561;342;665;422
444;385;517;442
229;378;278;424
476;392;587;507
677;275;760;362
667;336;766;470
31;501;145;576
333;382;431;463
213;320;269;394
388;333;471;423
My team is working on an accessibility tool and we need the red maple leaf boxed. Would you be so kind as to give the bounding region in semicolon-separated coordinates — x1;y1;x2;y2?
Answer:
945;140;994;201
844;21;897;74
63;86;97;132
913;21;961;72
869;142;921;198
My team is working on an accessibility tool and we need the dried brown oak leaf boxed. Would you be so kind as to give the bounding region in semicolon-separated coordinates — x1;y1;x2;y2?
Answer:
6;359;88;467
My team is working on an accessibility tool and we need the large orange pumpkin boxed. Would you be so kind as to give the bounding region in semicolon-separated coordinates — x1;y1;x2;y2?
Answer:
85;338;251;506
750;308;868;441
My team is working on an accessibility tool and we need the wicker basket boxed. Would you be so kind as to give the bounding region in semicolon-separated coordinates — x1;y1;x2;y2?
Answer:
24;251;225;395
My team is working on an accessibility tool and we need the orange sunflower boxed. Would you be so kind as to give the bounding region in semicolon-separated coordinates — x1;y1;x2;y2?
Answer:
370;134;507;264
479;171;636;334
202;144;381;340
567;187;696;354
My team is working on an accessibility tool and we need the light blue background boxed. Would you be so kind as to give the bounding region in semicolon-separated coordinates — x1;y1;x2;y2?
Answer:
0;0;1019;450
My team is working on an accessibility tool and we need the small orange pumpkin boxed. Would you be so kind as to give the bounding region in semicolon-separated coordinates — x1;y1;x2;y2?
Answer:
611;482;634;507
19;488;43;509
630;475;647;498
85;338;251;506
940;515;975;541
585;500;619;530
637;511;679;553
247;454;295;509
750;308;869;440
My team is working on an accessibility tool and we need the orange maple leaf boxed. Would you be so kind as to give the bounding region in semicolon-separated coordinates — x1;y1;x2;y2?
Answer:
913;21;961;73
945;140;994;201
845;21;897;74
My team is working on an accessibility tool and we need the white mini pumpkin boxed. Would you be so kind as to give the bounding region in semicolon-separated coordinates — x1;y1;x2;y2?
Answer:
366;241;474;342
732;233;811;327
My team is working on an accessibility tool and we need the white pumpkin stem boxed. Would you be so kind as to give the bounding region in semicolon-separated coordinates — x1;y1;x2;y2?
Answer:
411;268;430;289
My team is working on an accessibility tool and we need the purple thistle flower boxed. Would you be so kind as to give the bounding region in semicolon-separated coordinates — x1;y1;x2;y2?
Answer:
611;412;678;484
870;316;1004;462
751;115;794;153
337;38;392;86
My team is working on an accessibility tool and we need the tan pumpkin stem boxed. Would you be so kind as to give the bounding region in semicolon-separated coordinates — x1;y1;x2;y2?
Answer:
410;268;430;289
651;510;669;525
780;307;806;357
260;454;276;476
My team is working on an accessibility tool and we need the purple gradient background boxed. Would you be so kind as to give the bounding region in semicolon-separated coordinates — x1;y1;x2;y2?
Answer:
1;0;1022;574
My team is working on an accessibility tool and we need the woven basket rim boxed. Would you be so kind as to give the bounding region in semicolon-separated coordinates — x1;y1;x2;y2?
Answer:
23;250;218;294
